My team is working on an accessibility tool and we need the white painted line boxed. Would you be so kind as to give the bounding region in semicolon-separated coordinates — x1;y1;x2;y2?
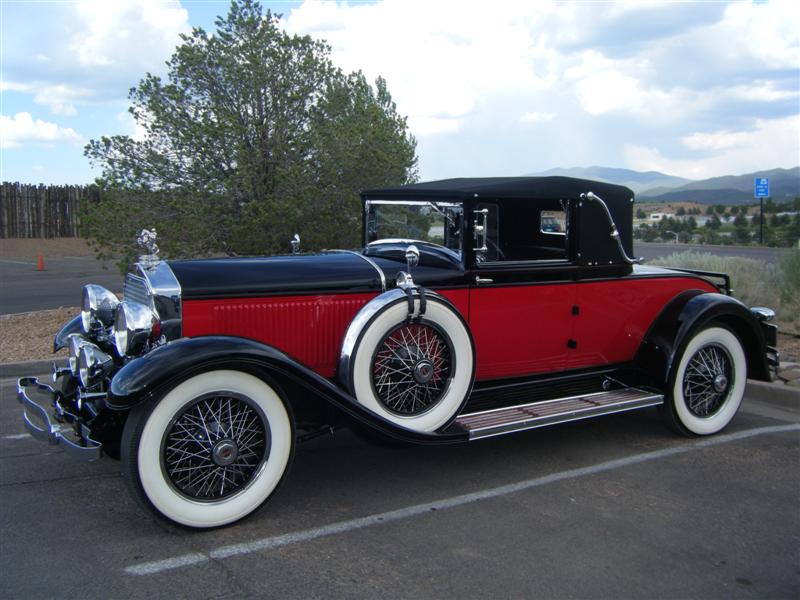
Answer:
124;424;800;576
2;433;32;440
0;259;36;266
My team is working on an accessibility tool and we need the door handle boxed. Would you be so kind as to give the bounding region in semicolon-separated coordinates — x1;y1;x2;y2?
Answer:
475;276;494;285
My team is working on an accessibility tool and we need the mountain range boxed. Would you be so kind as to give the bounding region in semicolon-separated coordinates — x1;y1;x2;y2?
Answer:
529;166;800;205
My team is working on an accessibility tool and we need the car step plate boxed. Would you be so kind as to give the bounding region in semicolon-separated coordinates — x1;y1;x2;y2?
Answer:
455;388;664;440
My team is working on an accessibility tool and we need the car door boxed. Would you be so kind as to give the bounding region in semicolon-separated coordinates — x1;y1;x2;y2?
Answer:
467;200;578;381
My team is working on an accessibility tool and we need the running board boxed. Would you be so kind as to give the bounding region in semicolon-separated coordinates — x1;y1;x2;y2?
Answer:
454;388;664;440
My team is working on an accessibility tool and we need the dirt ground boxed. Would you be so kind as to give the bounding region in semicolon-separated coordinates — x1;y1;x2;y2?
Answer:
0;237;96;259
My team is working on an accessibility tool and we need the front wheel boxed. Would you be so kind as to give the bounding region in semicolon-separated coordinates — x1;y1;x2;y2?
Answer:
121;370;293;528
662;326;747;437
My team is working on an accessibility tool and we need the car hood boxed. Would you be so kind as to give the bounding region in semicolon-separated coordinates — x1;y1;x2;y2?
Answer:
168;252;385;299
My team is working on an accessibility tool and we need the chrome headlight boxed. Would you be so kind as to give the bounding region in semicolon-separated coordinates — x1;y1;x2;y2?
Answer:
78;343;113;388
114;300;158;357
67;334;90;375
81;285;120;333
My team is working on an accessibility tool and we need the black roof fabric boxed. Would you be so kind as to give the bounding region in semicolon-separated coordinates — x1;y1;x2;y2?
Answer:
362;176;634;202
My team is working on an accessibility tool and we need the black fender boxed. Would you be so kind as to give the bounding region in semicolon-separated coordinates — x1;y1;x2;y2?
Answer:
107;336;468;445
636;291;770;389
54;315;82;352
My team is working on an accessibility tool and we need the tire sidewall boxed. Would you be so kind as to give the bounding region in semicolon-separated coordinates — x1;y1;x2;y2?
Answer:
132;370;293;528
670;326;746;436
351;298;474;432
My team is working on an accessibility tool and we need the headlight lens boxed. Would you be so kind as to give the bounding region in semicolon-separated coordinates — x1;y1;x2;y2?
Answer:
67;334;90;375
114;300;158;357
77;343;113;388
81;285;120;333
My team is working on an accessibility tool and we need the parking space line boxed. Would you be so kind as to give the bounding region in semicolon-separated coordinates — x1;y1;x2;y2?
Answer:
124;424;800;577
2;433;31;440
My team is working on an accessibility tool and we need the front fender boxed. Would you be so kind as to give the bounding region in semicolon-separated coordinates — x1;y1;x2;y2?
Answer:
636;291;770;388
107;336;467;445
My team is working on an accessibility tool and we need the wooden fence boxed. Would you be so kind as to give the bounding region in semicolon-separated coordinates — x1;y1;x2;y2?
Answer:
0;182;99;238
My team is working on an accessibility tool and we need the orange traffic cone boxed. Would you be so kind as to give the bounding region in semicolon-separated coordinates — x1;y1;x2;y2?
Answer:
36;254;45;271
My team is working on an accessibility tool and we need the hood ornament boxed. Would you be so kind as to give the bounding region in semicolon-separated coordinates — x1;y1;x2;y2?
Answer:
290;233;300;254
137;228;160;268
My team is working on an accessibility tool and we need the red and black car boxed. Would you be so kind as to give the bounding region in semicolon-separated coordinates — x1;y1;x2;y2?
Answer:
17;177;779;528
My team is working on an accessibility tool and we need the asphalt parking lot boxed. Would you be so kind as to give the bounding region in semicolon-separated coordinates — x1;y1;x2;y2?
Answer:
0;255;120;314
1;372;798;599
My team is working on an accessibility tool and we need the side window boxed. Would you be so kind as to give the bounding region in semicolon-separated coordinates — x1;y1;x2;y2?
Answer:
476;199;569;264
540;210;566;234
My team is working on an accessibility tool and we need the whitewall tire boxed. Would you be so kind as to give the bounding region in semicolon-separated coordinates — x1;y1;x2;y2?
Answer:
664;326;746;436
121;370;293;528
349;298;474;432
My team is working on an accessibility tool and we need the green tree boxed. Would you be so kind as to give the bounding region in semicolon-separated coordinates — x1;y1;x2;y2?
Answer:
705;205;715;215
84;0;417;264
715;204;726;215
676;206;686;216
636;208;646;219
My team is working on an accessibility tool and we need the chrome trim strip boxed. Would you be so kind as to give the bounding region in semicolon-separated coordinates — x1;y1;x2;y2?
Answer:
330;250;386;292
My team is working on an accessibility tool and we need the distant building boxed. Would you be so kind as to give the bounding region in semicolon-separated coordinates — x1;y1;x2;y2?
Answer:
649;212;673;222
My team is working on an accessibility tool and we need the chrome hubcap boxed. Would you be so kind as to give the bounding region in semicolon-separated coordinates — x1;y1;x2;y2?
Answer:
372;322;453;416
413;360;434;384
211;440;239;466
162;393;269;501
683;343;733;417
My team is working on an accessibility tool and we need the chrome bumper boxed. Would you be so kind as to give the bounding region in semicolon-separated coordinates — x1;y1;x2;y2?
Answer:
16;377;102;461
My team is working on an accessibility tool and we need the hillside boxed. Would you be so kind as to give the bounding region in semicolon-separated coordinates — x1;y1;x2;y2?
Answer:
638;167;800;204
529;166;691;194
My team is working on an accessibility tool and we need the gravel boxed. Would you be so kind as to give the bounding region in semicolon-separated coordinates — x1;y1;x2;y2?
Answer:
0;307;77;363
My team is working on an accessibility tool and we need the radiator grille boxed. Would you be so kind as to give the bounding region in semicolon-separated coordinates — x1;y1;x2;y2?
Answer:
123;273;150;305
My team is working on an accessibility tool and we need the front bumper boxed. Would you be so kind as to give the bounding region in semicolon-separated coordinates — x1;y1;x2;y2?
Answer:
16;377;103;460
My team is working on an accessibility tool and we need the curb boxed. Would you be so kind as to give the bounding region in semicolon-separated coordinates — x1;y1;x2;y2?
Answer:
0;359;59;379
745;379;800;412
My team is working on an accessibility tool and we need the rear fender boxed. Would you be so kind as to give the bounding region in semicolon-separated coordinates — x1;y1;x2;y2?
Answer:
108;336;467;445
636;291;770;388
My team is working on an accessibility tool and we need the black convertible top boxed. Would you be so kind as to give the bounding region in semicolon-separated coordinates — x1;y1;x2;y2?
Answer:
362;176;634;204
363;176;636;267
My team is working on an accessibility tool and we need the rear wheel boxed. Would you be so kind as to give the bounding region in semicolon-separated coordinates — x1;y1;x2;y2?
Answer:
121;370;293;528
662;326;746;436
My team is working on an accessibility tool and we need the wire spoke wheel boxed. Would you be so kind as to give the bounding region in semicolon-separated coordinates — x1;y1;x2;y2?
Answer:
161;392;270;501
372;322;454;416
682;342;733;418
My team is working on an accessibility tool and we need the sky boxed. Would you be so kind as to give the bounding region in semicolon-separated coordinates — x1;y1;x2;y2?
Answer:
1;0;798;185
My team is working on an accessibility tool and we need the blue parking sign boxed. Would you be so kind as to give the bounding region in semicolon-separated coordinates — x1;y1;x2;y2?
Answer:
754;177;769;198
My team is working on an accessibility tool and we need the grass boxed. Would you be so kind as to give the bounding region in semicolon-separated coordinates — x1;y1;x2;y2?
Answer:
649;250;800;329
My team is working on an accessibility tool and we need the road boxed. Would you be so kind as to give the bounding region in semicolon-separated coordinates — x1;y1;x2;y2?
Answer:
0;243;790;315
1;372;798;598
0;255;121;314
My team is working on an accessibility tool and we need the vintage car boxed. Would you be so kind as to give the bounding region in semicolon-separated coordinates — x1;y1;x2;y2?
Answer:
17;176;779;528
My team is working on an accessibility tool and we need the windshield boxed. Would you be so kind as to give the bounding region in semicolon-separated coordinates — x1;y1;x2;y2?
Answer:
365;200;463;254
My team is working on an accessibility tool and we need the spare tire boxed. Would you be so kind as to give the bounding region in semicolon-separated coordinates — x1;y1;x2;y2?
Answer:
339;289;474;432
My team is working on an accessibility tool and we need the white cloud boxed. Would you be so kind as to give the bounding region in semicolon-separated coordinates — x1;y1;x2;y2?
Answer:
3;0;190;116
624;115;800;179
520;112;556;123
0;112;83;149
69;0;189;69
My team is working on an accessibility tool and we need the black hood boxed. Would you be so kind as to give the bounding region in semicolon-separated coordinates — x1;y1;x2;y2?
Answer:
168;252;383;299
